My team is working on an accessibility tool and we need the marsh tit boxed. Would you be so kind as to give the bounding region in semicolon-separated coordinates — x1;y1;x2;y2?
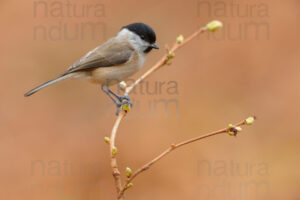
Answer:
24;22;159;115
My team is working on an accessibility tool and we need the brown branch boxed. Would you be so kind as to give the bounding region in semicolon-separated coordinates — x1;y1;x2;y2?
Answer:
118;118;252;198
110;113;125;199
106;21;249;200
110;25;208;199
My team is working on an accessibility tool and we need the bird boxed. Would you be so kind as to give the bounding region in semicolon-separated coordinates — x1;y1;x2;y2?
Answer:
24;22;159;115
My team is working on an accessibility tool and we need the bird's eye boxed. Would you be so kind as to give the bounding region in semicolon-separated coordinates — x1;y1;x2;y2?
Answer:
141;35;145;40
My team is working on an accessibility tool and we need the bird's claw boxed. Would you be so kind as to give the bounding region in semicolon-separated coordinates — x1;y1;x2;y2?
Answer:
115;96;133;116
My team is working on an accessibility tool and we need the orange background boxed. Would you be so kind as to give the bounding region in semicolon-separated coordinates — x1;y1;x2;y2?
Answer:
1;0;300;199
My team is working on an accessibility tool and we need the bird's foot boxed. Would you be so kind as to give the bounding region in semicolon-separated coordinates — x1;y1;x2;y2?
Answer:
101;86;133;115
115;96;133;116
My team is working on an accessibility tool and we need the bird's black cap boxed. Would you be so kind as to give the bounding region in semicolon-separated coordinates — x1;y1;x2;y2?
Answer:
122;23;156;44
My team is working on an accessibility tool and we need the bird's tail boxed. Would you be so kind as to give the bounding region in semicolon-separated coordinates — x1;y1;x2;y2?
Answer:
24;74;72;97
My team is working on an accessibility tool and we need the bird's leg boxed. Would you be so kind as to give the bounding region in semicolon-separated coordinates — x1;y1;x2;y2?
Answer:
101;85;132;115
102;85;122;115
107;88;132;107
101;85;120;105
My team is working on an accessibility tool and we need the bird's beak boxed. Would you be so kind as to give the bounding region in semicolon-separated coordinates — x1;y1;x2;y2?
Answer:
150;43;159;49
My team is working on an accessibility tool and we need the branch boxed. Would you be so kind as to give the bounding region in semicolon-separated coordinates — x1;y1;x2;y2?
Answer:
118;117;256;197
105;20;241;200
109;114;125;199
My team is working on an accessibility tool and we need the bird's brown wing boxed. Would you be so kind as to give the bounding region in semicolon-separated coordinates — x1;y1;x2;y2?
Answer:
63;39;134;75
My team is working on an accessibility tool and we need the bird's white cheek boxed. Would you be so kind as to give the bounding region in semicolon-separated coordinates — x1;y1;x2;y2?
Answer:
138;54;146;69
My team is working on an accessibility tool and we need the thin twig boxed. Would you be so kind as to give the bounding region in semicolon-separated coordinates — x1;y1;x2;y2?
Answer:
118;119;248;197
125;26;208;96
110;113;125;199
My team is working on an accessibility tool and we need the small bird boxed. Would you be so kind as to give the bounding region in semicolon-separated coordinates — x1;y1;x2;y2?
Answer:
24;22;159;115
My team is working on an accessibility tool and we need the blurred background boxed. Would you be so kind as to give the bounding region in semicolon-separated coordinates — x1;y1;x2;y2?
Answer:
1;0;300;199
